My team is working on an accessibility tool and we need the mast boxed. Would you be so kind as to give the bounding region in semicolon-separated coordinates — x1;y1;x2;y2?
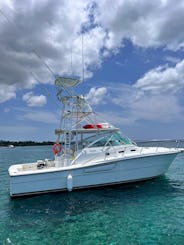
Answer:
54;76;93;162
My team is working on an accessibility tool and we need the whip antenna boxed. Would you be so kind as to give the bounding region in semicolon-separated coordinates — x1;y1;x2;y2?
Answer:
82;33;84;83
71;45;73;75
32;49;55;77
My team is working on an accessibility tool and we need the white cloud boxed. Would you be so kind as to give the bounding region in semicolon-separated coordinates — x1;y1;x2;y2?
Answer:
0;0;184;104
134;59;184;94
95;0;184;50
0;0;99;95
0;84;16;102
164;56;181;64
85;87;107;105
129;94;183;123
100;76;184;125
22;92;47;107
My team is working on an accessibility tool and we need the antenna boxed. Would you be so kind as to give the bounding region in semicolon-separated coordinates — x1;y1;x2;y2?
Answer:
70;45;73;75
32;49;55;77
81;33;84;83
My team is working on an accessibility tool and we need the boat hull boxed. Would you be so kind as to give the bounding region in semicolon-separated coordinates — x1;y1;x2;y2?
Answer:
9;152;177;197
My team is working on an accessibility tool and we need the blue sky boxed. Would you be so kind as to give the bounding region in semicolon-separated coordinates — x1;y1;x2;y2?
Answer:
0;0;184;141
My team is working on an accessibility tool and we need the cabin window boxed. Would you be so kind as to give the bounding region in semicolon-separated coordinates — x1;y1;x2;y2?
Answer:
84;132;135;148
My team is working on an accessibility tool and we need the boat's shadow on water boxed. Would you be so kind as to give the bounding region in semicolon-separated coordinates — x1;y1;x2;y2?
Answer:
8;175;184;221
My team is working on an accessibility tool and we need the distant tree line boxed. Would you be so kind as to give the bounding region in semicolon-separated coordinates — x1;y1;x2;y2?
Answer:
0;140;54;147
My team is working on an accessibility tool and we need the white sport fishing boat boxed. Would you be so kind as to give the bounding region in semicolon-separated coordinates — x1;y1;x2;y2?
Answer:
8;77;184;197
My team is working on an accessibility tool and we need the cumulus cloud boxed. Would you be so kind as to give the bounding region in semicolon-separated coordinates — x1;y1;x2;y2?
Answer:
104;75;184;125
95;0;184;50
164;56;181;64
85;87;107;105
134;59;184;94
22;92;47;107
0;84;16;102
0;0;104;96
129;94;183;123
0;0;184;104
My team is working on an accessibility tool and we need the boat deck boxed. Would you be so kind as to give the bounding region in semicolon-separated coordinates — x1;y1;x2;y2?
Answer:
8;146;182;176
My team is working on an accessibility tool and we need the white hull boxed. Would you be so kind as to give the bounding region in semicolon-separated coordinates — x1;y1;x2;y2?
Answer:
9;151;178;197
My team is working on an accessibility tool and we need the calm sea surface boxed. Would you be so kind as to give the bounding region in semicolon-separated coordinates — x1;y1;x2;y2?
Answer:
0;143;184;245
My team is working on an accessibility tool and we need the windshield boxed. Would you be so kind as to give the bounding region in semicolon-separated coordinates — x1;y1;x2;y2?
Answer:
82;132;135;148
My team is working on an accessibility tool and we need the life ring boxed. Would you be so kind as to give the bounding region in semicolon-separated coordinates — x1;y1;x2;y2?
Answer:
53;143;62;155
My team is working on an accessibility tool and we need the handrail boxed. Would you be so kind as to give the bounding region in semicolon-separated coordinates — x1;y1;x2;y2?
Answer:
71;149;85;165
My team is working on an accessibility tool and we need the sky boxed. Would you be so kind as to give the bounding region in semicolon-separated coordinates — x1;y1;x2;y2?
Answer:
0;0;184;141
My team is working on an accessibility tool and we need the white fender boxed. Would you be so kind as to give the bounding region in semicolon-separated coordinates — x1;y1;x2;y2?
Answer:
67;174;73;192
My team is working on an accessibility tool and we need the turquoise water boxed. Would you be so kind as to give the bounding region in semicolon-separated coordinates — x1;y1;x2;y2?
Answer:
0;145;184;244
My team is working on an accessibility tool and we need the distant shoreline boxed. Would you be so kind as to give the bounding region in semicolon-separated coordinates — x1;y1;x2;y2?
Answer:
0;140;54;147
0;139;184;147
